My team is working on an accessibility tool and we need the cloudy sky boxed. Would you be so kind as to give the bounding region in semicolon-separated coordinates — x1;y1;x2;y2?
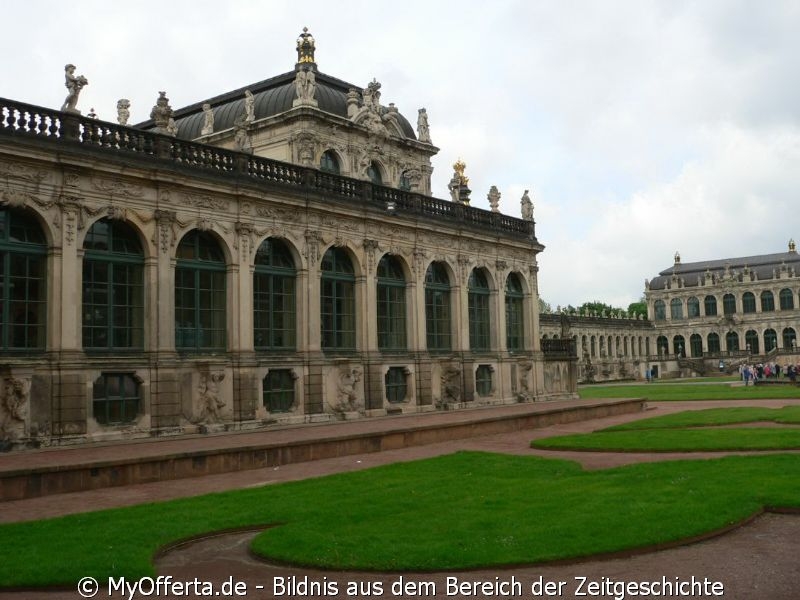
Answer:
5;0;800;309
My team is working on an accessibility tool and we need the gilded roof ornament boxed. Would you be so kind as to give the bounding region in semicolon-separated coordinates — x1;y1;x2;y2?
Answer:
296;27;316;66
789;239;796;253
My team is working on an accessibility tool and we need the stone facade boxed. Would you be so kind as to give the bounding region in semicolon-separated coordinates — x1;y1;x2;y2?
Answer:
0;31;577;449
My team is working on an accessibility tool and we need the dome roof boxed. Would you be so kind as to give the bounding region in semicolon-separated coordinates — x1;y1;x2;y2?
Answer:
138;69;417;141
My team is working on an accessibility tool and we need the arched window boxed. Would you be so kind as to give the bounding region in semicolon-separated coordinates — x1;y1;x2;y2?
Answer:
505;273;524;351
723;294;736;315
764;328;778;352
780;288;794;310
726;331;739;352
254;238;296;350
704;295;718;316
654;300;666;320
707;332;720;354
319;150;340;174
657;336;669;356
468;268;491;351
175;230;226;351
0;208;46;351
745;330;759;354
687;297;700;318
590;336;596;357
425;262;451;352
367;161;383;185
377;254;406;350
690;334;703;358
399;171;412;191
742;292;756;314
673;335;685;357
670;298;683;320
761;291;775;312
321;247;355;351
783;327;796;350
83;219;144;350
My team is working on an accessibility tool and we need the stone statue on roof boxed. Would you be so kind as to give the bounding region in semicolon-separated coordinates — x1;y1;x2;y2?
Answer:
150;91;174;134
293;68;318;107
417;108;431;143
520;189;533;220
201;103;214;136
116;99;130;126
244;90;255;123
61;64;88;114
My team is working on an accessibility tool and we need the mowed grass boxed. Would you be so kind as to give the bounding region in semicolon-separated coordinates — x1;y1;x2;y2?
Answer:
2;451;800;587
579;382;800;401
531;406;800;452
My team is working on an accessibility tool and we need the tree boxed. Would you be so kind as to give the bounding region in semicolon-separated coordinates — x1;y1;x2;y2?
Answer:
627;300;647;318
538;298;552;314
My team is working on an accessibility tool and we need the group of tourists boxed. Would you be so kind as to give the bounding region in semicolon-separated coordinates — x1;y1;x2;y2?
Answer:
740;362;799;385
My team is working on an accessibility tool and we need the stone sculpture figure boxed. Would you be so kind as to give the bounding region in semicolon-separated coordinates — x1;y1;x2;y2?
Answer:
336;367;362;411
233;114;251;152
61;64;88;114
417;108;431;143
244;90;255;123
487;185;501;213
198;373;225;424
441;366;462;404
201;103;214;135
150;91;174;133
520;189;533;220
116;99;130;125
293;68;317;104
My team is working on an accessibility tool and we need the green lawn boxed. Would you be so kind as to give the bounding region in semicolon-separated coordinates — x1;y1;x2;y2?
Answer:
531;406;800;452
2;451;800;587
579;382;800;401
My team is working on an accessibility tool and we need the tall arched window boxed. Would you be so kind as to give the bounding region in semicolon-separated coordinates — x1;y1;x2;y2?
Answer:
505;273;524;351
707;332;720;354
321;247;355;351
783;327;796;349
654;300;666;320
673;335;685;357
742;292;756;314
320;150;340;174
704;295;717;316
254;238;296;350
377;254;406;350
670;298;683;319
726;331;739;352
723;294;736;315
175;230;226;351
764;328;778;352
367;161;383;185
657;336;668;356
468;268;490;351
745;330;759;354
780;288;794;310
83;219;144;350
0;208;46;351
425;262;451;352
761;291;775;312
687;297;700;318
690;334;703;357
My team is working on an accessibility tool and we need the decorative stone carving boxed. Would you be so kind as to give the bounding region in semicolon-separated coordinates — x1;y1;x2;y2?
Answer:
487;185;501;213
362;79;382;113
440;365;462;406
363;238;379;272
412;248;427;275
233;114;251;152
91;178;144;198
153;209;177;254
448;159;471;204
234;221;254;257
335;367;363;412
197;372;226;424
303;230;322;264
520;189;533;220
417;108;431;143
150;92;174;135
61;64;88;114
0;376;30;442
346;88;360;118
516;362;533;402
244;90;255;123
200;103;214;136
116;99;130;125
293;67;318;107
182;192;226;211
0;161;49;185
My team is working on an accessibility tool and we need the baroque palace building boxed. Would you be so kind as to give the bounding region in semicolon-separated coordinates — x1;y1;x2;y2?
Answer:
0;30;577;449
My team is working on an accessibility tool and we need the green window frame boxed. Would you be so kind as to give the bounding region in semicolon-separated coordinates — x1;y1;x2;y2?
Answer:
690;333;703;357
745;330;759;354
92;373;140;425
254;238;296;350
263;369;295;413
320;150;340;174
475;364;493;397
780;288;794;310
385;367;407;403
742;292;756;313
704;295;717;316
82;219;144;351
764;328;777;352
175;230;226;352
761;291;775;312
425;262;451;352
367;162;383;185
321;247;355;351
670;298;683;320
707;332;720;354
505;273;524;351
726;331;739;351
687;297;700;318
468;268;491;351
783;327;796;349
653;300;666;320
723;294;737;315
0;208;46;351
377;254;407;351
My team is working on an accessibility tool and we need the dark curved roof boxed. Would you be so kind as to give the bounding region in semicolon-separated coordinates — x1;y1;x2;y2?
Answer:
136;70;416;141
649;250;800;290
